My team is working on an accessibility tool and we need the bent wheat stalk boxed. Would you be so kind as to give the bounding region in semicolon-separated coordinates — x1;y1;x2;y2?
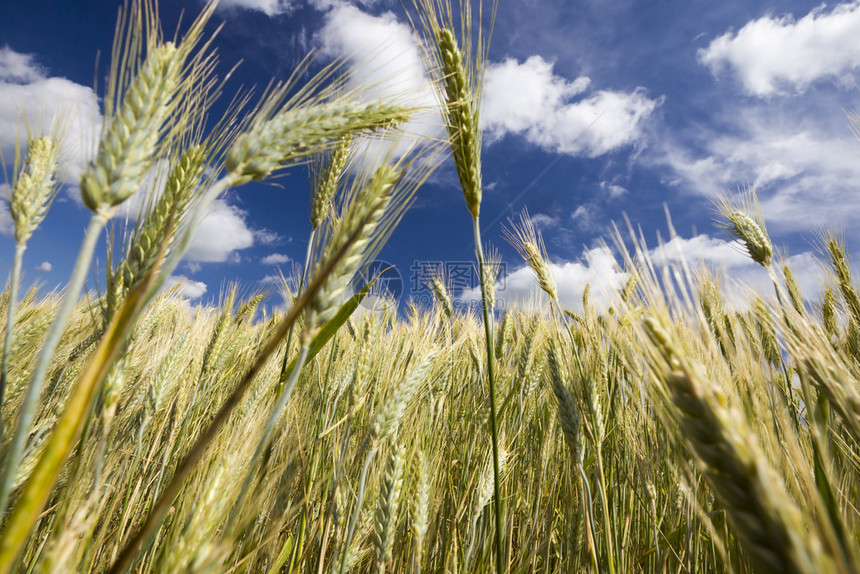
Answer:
108;209;385;574
0;2;211;518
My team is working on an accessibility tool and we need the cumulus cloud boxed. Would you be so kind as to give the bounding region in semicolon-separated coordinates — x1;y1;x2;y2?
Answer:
165;275;208;299
482;55;660;157
699;2;860;96
0;47;101;187
461;245;629;311
218;0;295;15
318;4;429;106
317;3;441;159
35;261;52;272
0;46;44;83
317;8;658;162
185;200;255;263
261;253;290;265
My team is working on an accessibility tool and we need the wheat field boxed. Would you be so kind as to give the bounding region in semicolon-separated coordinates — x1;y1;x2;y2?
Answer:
1;1;860;572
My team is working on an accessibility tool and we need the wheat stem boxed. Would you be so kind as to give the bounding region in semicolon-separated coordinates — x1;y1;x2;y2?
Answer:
0;212;108;521
474;216;505;574
1;135;60;437
0;244;26;434
107;204;382;574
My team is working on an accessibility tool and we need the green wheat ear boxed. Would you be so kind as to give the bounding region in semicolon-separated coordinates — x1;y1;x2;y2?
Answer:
225;100;410;185
437;27;482;217
310;134;352;231
9;135;60;244
80;42;183;214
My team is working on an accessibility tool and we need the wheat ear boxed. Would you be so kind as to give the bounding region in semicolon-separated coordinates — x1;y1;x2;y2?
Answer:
0;26;196;529
644;316;826;574
8;136;59;244
410;450;431;573
310;134;353;231
226;101;409;185
373;440;405;574
436;27;482;217
1;136;59;433
713;190;772;268
80;42;182;214
107;145;207;318
505;210;558;302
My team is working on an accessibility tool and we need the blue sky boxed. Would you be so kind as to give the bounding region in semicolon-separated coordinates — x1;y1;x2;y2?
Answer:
2;0;860;311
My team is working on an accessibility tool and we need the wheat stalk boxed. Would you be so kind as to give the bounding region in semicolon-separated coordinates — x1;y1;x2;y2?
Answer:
1;135;59;434
643;315;829;574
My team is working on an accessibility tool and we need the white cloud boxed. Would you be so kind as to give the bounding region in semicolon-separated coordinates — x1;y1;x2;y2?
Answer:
646;234;823;304
0;47;101;187
699;2;860;96
185;200;255;263
461;245;629;311
261;253;290;265
601;181;628;198
35;261;51;272
218;0;295;16
317;3;442;160
318;4;426;105
659;107;860;235
0;46;44;83
0;195;12;236
165;275;208;299
260;273;282;285
482;55;660;157
462;234;824;313
570;205;601;234
255;229;281;245
530;213;558;229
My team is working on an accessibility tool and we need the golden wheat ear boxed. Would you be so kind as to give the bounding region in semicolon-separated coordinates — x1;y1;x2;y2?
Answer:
713;187;772;268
